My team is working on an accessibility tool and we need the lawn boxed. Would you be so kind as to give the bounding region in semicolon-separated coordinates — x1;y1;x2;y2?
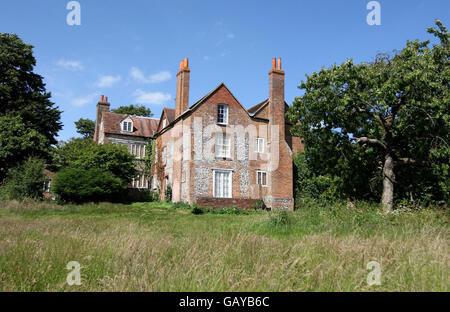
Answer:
0;200;448;292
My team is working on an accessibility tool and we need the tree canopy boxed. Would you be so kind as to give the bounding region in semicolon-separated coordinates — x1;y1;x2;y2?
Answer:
288;20;449;212
112;104;152;117
55;138;137;184
75;118;95;138
0;33;61;180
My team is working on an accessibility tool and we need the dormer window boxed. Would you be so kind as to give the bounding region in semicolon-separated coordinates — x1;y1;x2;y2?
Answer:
217;104;228;124
121;118;133;132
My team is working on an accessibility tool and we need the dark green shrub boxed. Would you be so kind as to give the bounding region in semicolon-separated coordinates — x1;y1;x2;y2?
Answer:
191;205;205;215
55;138;136;184
52;167;126;203
2;158;48;200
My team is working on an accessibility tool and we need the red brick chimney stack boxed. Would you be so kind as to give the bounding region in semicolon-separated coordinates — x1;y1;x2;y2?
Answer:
269;57;285;141
175;58;190;118
94;94;110;142
268;58;294;211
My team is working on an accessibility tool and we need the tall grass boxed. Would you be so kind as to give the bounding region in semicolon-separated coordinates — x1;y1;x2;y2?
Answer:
0;200;448;291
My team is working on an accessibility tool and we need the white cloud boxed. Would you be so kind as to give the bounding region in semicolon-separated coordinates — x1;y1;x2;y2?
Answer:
130;67;171;84
57;59;84;71
227;33;235;39
72;93;99;107
149;71;172;83
95;75;121;88
133;89;171;105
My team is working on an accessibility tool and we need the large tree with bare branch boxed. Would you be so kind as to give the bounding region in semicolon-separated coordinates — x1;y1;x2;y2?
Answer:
288;21;449;212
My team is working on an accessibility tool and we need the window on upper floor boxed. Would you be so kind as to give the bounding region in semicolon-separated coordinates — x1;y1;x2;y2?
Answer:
217;104;228;124
255;137;265;153
162;119;167;129
121;120;133;132
215;133;231;158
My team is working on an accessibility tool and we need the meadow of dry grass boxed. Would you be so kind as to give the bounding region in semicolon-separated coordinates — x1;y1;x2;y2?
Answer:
0;200;448;292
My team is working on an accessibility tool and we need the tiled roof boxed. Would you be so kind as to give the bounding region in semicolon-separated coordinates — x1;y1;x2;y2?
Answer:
248;99;290;117
163;108;176;123
102;112;159;138
248;99;269;115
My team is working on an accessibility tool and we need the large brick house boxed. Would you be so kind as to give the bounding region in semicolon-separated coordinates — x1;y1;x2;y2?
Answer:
94;58;303;210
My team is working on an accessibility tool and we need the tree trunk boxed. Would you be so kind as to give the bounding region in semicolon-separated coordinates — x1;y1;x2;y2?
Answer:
381;153;395;213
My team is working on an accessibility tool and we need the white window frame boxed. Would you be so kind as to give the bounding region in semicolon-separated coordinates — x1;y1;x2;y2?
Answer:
43;181;51;192
217;104;229;125
213;169;233;198
162;119;167;129
122;120;133;132
215;133;231;158
256;170;267;187
255;137;265;153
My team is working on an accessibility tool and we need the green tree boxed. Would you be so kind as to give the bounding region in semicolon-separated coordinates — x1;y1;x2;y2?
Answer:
2;157;48;200
74;118;95;138
0;33;62;180
0;115;49;179
112;104;152;117
288;21;449;212
52;167;125;203
56;138;137;184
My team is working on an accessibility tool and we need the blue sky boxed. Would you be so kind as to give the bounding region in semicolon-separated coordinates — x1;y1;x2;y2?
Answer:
0;0;448;141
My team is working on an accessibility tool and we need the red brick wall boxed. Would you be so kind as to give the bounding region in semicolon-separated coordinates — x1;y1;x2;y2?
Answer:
185;84;270;203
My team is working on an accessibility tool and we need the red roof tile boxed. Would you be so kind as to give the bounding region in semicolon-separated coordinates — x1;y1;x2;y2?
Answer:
163;108;176;123
102;112;158;138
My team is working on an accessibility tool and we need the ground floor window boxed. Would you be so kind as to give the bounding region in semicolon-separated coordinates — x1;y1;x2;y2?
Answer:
213;169;232;198
256;170;267;186
129;144;146;159
132;174;148;189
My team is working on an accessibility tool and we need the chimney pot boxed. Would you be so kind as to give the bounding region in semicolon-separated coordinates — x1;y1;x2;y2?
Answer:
272;58;276;69
105;96;108;103
100;95;104;102
277;58;281;70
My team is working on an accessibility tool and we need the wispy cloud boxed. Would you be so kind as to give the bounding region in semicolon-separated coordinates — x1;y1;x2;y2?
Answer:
133;89;171;105
72;93;99;107
56;59;84;71
130;67;171;84
215;20;236;47
95;75;121;88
